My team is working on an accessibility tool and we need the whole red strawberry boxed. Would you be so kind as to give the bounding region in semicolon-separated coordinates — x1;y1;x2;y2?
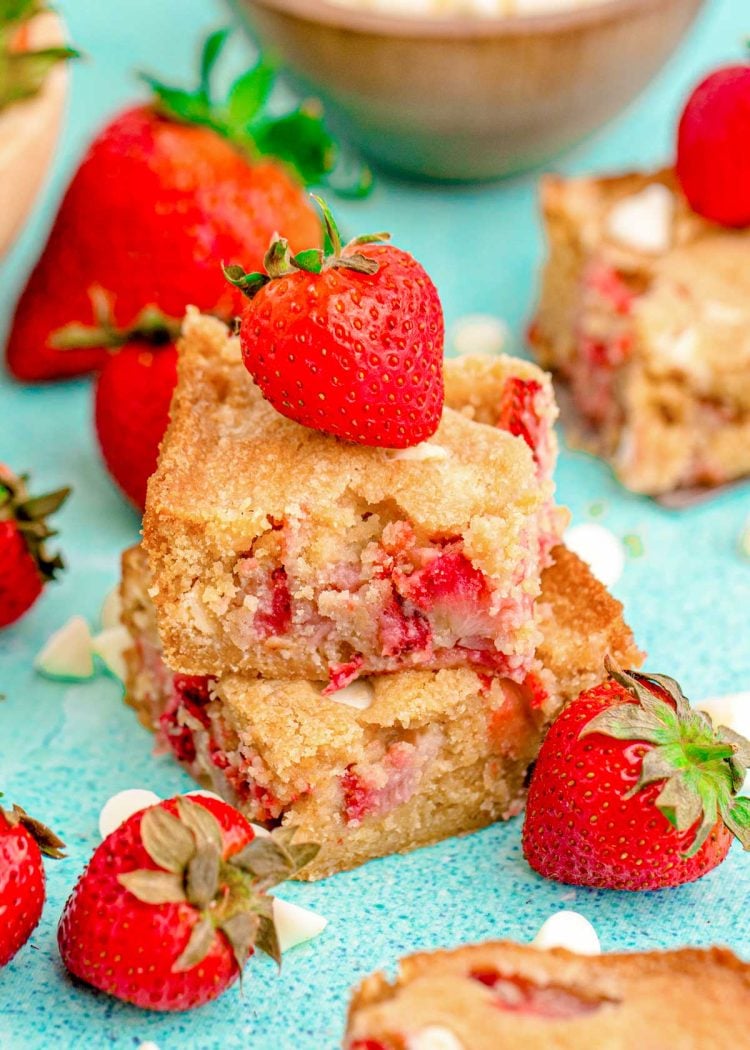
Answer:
0;800;65;966
94;330;179;509
523;658;750;891
5;28;370;382
58;795;318;1011
226;198;445;448
676;64;750;227
0;466;70;628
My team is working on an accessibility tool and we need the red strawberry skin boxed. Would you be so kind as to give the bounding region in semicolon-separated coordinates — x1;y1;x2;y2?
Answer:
7;105;320;382
522;679;732;891
677;65;750;227
58;796;254;1011
94;341;178;509
0;520;43;628
0;810;46;966
239;244;445;448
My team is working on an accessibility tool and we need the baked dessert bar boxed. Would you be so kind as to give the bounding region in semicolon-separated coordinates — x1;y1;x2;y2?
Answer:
121;543;642;881
530;168;750;495
344;941;750;1048
143;311;566;689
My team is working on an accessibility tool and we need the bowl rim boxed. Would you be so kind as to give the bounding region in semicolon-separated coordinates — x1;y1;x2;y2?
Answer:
238;0;700;39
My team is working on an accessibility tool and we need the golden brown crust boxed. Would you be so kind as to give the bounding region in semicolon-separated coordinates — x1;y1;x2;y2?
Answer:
120;543;641;881
346;941;750;1048
143;310;563;680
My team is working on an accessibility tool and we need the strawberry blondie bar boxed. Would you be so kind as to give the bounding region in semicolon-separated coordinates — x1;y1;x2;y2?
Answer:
121;543;641;881
345;941;750;1048
530;169;750;495
143;311;565;690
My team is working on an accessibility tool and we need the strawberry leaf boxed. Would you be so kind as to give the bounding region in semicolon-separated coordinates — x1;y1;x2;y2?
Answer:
140;806;196;873
291;249;324;275
176;796;223;852
6;804;66;858
581;703;668;744
173;917;216;972
199;27;230;102
186;844;220;909
142;77;214;129
141;30;371;197
118;869;187;905
588;658;750;857
722;797;750;850
222;264;270;300
221;910;260;970
227;57;275;131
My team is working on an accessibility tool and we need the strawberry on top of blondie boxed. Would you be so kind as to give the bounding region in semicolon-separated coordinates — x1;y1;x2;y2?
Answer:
143;311;566;689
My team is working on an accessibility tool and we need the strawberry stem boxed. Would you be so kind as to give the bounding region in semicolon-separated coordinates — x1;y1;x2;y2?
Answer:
142;28;372;198
224;196;390;301
584;658;750;857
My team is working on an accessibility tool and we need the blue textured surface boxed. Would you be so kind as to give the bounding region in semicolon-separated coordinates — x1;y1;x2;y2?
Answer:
1;0;749;1046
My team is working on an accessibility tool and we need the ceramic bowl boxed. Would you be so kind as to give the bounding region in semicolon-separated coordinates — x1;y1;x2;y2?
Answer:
231;0;704;181
0;12;69;257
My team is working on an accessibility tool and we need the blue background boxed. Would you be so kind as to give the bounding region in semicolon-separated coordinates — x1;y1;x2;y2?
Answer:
1;1;749;1046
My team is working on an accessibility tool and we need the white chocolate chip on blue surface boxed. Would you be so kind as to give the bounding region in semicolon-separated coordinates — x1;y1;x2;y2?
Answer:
564;523;626;588
532;910;601;955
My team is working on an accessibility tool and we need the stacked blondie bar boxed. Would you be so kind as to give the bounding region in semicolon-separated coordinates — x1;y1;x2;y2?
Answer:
121;310;640;880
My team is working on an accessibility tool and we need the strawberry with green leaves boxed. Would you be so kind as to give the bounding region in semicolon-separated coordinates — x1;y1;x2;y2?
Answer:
523;658;750;891
58;795;318;1011
0;798;65;966
0;0;77;114
6;28;368;382
0;465;70;628
226;198;445;449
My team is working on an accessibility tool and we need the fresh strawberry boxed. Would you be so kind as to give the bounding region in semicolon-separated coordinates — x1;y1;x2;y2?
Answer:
497;377;544;463
226;197;445;449
676;64;750;227
5;28;370;382
58;795;318;1011
0;466;70;628
0;799;65;966
93;325;179;509
523;658;750;891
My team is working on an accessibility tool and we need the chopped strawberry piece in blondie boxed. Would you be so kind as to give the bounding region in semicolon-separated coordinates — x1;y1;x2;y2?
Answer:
143;313;566;688
120;543;642;881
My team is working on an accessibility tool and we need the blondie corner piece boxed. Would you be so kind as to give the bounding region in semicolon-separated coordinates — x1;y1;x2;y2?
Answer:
143;310;566;689
530;168;750;495
344;941;750;1049
121;544;642;881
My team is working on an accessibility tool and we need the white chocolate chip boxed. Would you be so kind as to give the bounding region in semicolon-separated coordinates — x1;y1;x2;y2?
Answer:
532;910;601;955
390;443;450;462
451;314;509;358
606;184;674;255
100;585;123;630
326;680;375;710
407;1027;465;1050
272;897;327;952
137;1043;160;1050
92;625;131;681
99;789;160;839
703;299;745;326
35;616;95;681
697;693;750;742
564;523;626;588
